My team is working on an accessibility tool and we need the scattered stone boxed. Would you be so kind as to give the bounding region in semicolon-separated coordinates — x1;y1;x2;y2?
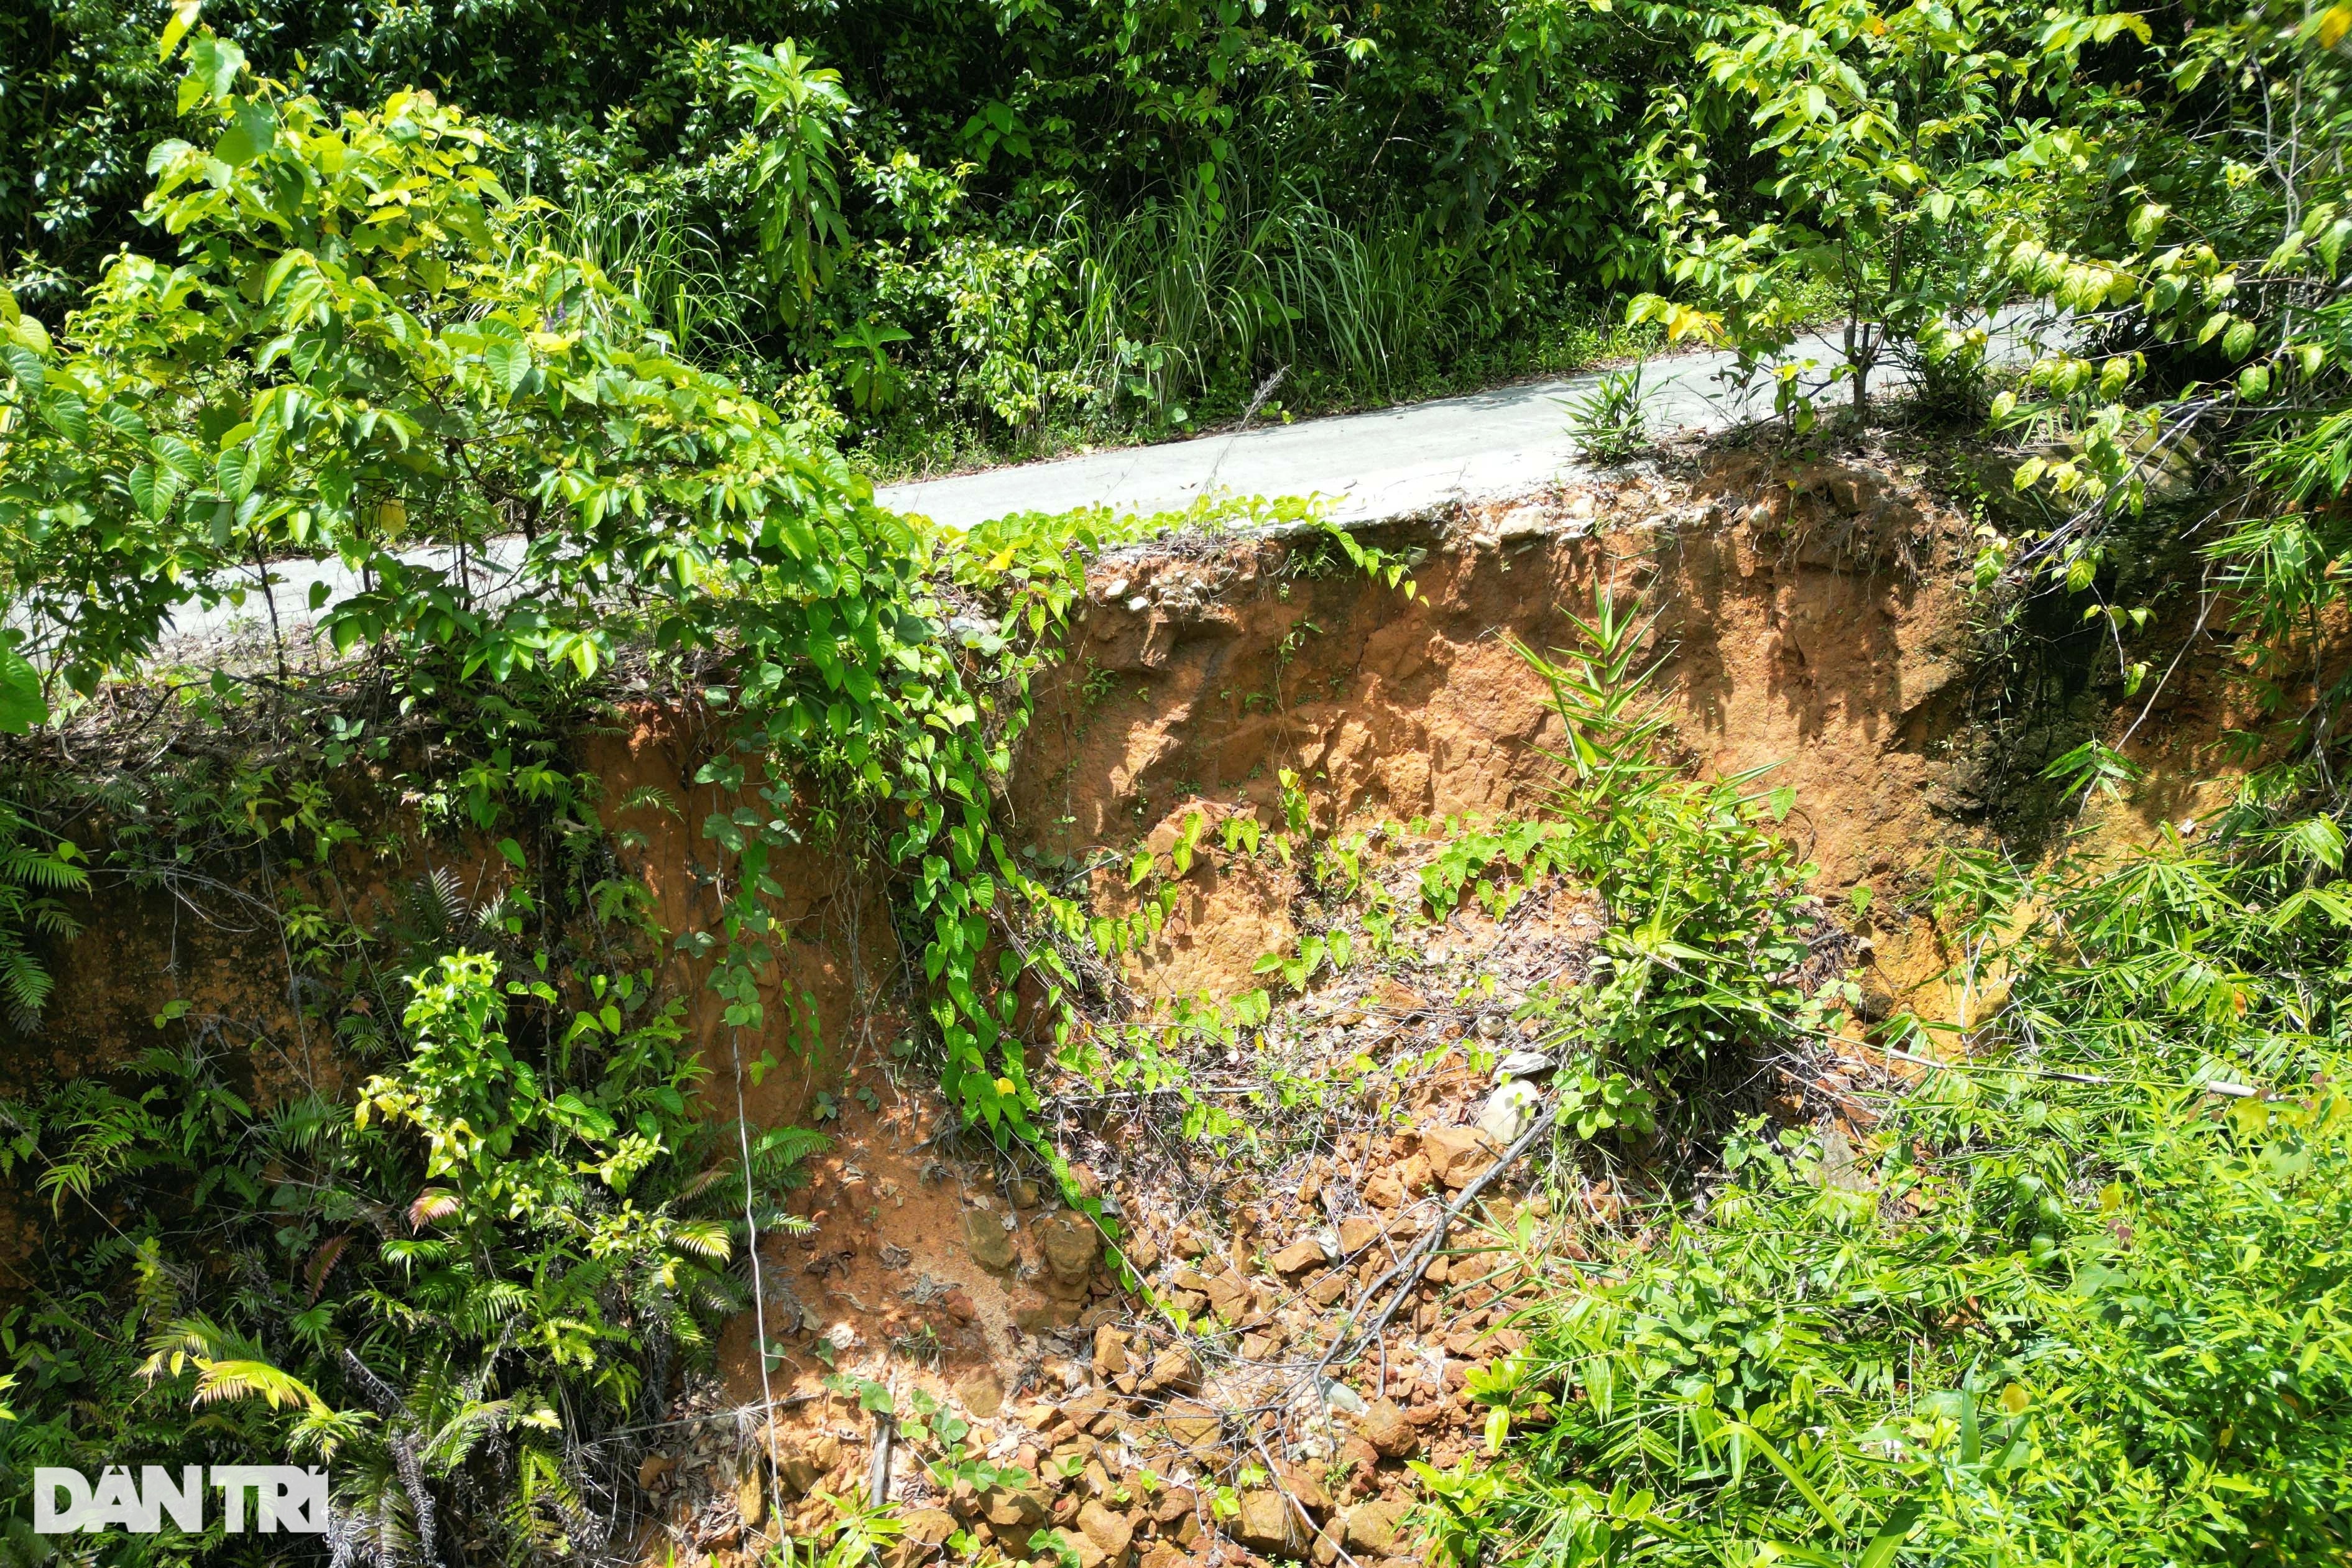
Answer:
1093;1324;1131;1380
1038;1212;1101;1288
1079;1500;1137;1565
1819;1125;1873;1192
1317;1378;1370;1416
1155;1399;1222;1454
1010;1178;1045;1209
1203;1270;1250;1321
1235;1490;1311;1557
1307;1272;1350;1306
1042;1526;1106;1568
1422;1125;1499;1189
1141;1346;1200;1393
1354;1399;1418;1457
1336;1215;1383;1255
1066;1390;1126;1436
1016;1298;1084;1332
1271;1238;1327;1276
1273;1462;1330;1514
1476;1079;1544;1145
1493;1049;1554;1082
906;1508;959;1545
966;1208;1017;1271
982;1482;1049;1529
956;1368;1005;1418
1344;1498;1413;1556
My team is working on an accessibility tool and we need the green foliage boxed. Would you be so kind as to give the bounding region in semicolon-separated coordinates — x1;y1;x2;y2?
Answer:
1627;0;2099;422
1419;591;1832;1105
1564;366;1659;463
2;0;1677;453
729;40;854;323
0;793;84;1024
0;927;818;1562
0;37;1148;1561
1441;808;2352;1565
0;19;1092;1158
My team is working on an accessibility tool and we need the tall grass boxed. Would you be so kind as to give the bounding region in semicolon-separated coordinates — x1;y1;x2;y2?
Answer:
1059;170;1490;417
514;180;754;361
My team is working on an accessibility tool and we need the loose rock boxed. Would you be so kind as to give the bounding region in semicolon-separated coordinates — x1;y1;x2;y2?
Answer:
965;1209;1017;1271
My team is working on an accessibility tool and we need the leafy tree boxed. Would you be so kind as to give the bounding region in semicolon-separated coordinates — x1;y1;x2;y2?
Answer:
1;0;1092;1175
729;39;854;324
1628;0;2140;423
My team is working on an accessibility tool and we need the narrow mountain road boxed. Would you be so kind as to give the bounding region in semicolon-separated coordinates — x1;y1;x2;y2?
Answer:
159;315;2047;646
875;320;2007;529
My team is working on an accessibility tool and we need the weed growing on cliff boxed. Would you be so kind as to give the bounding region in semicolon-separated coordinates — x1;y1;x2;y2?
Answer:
1423;629;2352;1562
0;928;819;1564
0;791;84;1025
1564;367;1659;464
1431;808;2352;1566
1415;590;1837;1122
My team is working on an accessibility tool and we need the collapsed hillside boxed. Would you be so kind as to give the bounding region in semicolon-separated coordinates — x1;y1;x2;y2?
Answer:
545;444;2093;1565
11;436;2333;1568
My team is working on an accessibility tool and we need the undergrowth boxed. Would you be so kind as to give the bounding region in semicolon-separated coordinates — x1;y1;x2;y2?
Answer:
1418;693;2352;1561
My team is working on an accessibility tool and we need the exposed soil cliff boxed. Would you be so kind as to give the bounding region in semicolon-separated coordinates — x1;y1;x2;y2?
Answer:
11;441;2192;1568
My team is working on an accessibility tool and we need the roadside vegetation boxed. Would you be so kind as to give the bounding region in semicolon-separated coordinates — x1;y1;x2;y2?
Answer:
0;0;2349;1562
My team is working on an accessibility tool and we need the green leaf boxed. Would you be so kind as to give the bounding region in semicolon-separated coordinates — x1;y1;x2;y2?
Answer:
1859;1499;1924;1568
484;338;531;395
0;643;47;734
127;462;181;521
159;0;202;60
213;99;277;167
40;392;87;443
2;344;44;391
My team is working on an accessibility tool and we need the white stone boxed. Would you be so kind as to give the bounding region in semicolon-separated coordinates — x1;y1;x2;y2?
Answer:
1477;1078;1545;1145
1493;1049;1554;1082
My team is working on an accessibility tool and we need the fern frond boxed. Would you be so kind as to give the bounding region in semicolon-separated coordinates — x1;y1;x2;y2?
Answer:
670;1218;732;1260
193;1358;331;1414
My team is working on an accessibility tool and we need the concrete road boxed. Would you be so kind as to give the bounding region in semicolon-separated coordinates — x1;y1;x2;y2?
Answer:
877;325;1889;530
154;315;2047;646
